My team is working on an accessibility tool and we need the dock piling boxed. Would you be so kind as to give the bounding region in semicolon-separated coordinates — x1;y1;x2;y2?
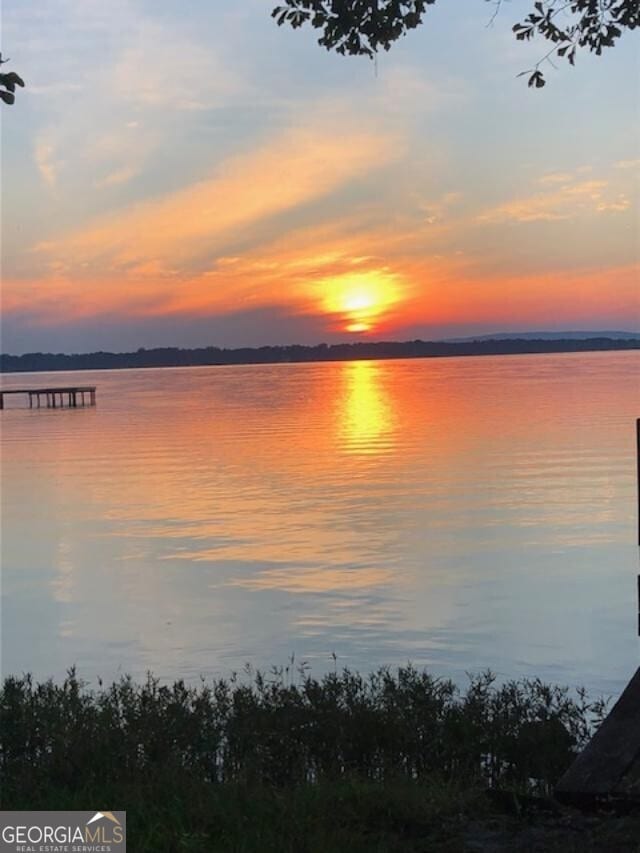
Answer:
0;386;97;411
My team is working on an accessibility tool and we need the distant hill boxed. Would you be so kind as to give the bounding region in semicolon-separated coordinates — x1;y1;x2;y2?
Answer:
446;330;640;342
1;336;639;374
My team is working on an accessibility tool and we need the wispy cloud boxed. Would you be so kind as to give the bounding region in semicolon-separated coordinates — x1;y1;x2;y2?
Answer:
109;20;246;111
538;172;573;185
34;141;58;188
35;118;401;277
94;166;139;189
478;173;630;224
23;0;250;211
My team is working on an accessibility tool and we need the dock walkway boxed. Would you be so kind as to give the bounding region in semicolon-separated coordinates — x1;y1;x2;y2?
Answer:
0;386;96;409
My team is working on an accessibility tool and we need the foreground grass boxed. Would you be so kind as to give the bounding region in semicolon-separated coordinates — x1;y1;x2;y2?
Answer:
18;776;490;852
3;665;631;851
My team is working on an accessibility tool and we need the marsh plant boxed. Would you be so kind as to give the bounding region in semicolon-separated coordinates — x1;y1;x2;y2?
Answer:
1;663;606;803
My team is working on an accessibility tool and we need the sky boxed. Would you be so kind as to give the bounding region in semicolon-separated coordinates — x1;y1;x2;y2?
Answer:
1;0;639;354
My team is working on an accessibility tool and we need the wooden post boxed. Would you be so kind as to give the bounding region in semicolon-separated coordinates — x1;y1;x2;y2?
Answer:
0;386;96;411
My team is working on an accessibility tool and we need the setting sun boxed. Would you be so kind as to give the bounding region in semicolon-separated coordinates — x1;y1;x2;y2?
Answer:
342;292;376;313
317;270;403;334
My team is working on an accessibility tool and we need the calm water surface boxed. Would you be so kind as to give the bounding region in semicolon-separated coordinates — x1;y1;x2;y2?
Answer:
1;352;639;695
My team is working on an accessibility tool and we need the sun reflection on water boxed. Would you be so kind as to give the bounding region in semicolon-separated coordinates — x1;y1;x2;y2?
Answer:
340;360;396;456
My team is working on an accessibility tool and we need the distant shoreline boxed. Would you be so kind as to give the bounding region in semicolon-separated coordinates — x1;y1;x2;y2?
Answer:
1;337;638;374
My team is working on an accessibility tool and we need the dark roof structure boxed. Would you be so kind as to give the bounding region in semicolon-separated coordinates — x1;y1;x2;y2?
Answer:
556;667;640;803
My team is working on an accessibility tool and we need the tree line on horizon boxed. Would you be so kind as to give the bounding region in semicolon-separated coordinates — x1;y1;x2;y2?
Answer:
1;337;639;373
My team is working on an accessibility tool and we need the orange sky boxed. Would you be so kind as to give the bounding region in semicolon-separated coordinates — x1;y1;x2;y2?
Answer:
2;1;638;352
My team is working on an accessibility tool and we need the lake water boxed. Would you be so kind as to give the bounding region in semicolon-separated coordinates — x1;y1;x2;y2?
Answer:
1;352;639;697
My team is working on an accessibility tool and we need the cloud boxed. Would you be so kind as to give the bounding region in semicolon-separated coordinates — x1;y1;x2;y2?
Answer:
4;260;638;355
28;82;84;96
478;176;628;224
595;198;631;213
109;20;246;111
538;172;573;185
418;191;463;225
0;302;337;354
35;118;400;278
17;0;250;209
94;166;139;189
34;141;58;187
4;118;403;330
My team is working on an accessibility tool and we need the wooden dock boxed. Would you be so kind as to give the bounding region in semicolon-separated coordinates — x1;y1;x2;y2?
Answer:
0;386;96;409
